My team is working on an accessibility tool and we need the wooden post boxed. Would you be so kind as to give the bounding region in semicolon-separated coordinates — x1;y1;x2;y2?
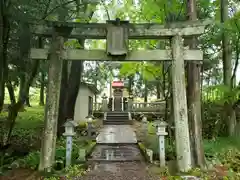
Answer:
38;28;64;172
171;35;192;172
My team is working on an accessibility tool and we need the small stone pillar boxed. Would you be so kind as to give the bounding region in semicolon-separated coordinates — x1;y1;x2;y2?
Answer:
86;115;94;138
128;94;133;111
102;93;108;112
63;120;77;167
142;115;148;137
156;121;168;167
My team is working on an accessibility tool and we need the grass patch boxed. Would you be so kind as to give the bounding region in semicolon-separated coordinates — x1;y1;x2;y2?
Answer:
0;105;97;179
141;121;240;177
0;106;45;152
13;106;44;129
142;122;240;161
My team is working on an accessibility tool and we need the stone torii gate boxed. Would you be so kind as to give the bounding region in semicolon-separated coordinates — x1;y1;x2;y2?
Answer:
32;19;209;172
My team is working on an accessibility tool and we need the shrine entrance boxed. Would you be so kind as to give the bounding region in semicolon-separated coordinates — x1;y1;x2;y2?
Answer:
31;18;210;172
111;80;125;111
113;88;123;111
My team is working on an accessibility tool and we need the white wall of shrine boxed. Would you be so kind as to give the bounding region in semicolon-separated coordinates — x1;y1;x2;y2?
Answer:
74;85;95;122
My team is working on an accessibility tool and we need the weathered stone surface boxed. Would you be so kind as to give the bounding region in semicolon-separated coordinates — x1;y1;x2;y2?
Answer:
96;125;137;144
89;145;143;161
33;19;211;39
75;162;160;180
30;48;203;61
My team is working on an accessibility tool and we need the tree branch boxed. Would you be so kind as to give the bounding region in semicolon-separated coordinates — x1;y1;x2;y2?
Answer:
100;0;110;20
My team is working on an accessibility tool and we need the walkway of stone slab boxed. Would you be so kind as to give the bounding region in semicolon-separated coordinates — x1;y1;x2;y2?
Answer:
77;125;161;180
76;162;160;180
96;125;137;144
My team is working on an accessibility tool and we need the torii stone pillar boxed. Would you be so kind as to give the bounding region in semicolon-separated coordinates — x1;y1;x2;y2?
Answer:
171;35;191;172
39;26;72;172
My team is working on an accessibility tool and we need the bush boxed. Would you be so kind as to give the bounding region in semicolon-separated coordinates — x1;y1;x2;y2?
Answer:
14;137;95;171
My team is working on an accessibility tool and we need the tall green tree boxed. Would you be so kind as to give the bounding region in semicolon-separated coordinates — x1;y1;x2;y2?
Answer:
186;0;205;168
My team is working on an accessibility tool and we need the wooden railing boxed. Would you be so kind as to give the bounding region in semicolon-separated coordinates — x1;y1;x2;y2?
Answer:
93;103;102;111
132;102;165;112
93;101;165;112
132;102;165;108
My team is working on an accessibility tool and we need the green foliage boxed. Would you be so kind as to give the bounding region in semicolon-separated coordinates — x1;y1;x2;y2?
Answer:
204;137;240;159
202;102;227;138
204;85;240;104
0;106;44;150
16;137;94;171
22;151;40;169
0;105;96;177
219;148;240;172
43;164;87;180
120;61;163;81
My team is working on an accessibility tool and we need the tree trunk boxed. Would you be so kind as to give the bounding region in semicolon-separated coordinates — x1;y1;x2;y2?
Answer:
128;76;133;95
64;61;83;118
6;81;16;105
25;85;31;107
57;40;84;137
156;80;161;99
0;3;3;111
221;0;236;136
144;80;148;103
18;74;26;102
39;32;64;172
39;38;45;106
0;7;10;111
186;0;205;167
5;60;40;145
39;71;45;106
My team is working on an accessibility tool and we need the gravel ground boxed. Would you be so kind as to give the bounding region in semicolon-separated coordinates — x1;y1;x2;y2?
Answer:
75;162;161;180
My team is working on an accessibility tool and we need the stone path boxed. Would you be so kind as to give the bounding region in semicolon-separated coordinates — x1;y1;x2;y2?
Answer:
76;162;160;180
88;144;143;162
96;125;137;144
77;125;161;179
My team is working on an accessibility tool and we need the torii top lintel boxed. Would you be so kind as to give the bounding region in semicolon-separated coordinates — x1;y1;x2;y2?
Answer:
33;18;212;39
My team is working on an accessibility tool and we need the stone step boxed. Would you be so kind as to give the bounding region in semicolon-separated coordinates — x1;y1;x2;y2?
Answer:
107;114;129;118
103;121;133;125
88;144;143;162
87;158;141;163
107;115;129;119
106;118;129;121
106;117;129;121
107;111;128;114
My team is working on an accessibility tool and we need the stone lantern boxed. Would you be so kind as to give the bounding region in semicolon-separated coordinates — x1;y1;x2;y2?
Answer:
86;115;94;122
63;120;77;136
155;120;168;167
86;115;95;138
63;120;77;167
